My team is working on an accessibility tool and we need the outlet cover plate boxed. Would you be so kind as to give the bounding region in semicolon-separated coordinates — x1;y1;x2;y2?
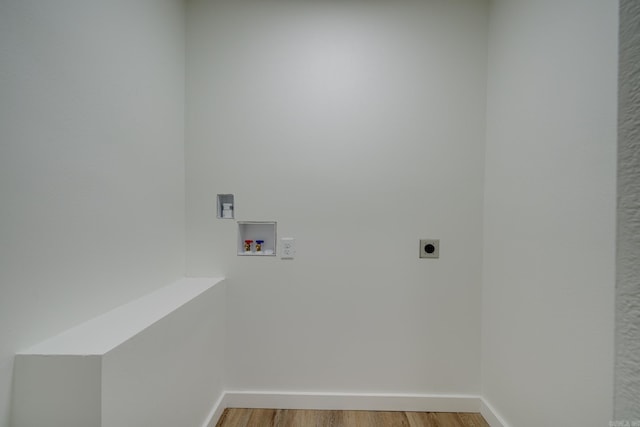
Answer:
420;239;440;259
281;237;295;259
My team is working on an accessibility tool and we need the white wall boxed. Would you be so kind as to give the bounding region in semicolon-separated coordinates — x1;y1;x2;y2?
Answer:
186;0;488;395
0;1;186;425
616;0;640;421
102;280;226;427
1;0;623;423
11;279;224;427
12;356;102;427
482;0;617;426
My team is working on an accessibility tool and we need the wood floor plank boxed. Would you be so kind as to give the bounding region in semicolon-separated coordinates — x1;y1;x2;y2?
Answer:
406;411;438;427
316;409;344;427
216;408;490;427
343;410;410;427
432;412;465;427
456;413;490;427
216;408;253;427
343;410;377;427
374;411;411;427
275;409;343;427
246;408;278;427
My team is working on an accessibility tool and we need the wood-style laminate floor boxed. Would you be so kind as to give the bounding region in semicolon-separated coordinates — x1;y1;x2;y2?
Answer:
216;409;490;427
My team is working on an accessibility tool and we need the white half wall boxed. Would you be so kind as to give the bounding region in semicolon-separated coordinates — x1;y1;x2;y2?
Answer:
102;280;226;427
12;356;102;427
482;0;618;426
616;0;640;421
0;1;186;425
186;0;488;396
12;278;225;427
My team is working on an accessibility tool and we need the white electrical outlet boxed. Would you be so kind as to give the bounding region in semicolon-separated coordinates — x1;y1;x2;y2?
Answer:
280;237;295;259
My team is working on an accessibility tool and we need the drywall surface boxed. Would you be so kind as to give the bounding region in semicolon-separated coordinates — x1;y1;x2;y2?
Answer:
187;0;488;395
0;1;186;425
12;356;102;427
616;0;640;421
102;279;226;427
482;0;617;426
12;279;225;427
22;278;221;356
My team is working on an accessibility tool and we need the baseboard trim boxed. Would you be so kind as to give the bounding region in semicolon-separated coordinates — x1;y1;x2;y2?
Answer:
203;392;226;427
204;391;509;427
480;398;509;427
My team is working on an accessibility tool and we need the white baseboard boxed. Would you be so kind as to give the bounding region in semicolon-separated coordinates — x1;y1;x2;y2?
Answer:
204;390;484;425
203;392;227;427
480;398;509;427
